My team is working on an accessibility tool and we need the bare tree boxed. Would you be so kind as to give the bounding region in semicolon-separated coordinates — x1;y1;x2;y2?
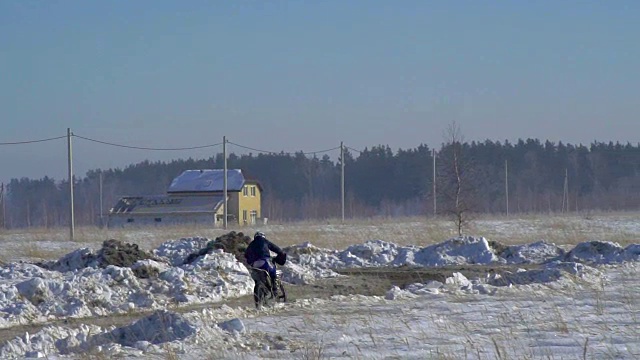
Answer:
437;121;477;236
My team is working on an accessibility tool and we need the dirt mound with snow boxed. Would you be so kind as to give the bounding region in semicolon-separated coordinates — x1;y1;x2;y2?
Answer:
38;239;161;273
183;231;251;265
283;242;327;258
100;239;157;267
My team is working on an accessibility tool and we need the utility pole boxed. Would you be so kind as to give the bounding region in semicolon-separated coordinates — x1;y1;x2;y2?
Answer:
432;149;437;216
67;128;75;241
505;159;509;216
340;141;345;223
99;170;103;227
562;168;569;213
1;182;5;229
223;136;228;229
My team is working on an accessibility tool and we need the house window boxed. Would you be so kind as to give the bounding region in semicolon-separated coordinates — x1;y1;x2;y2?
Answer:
242;210;247;224
154;218;162;222
127;218;134;223
250;186;256;197
250;210;257;224
243;186;248;197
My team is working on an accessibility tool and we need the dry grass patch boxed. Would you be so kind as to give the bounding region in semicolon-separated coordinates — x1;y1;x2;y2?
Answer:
0;212;638;261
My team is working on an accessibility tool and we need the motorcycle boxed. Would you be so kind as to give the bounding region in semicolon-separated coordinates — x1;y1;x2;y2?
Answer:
249;256;287;308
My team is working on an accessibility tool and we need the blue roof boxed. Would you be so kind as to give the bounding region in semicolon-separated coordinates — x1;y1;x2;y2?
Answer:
110;195;225;214
167;169;245;193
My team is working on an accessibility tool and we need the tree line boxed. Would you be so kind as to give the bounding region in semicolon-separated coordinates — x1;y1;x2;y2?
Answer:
1;139;639;228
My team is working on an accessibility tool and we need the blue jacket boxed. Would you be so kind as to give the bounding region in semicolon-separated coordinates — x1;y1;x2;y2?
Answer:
244;236;285;264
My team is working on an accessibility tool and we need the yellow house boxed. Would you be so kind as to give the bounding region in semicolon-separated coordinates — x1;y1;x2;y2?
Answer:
108;169;262;227
233;179;262;225
167;169;263;226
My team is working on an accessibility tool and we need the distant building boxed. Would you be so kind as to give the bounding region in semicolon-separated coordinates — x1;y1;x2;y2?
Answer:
108;169;262;227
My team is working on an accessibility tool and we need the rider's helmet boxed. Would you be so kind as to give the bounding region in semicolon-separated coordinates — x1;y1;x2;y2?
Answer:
254;231;265;240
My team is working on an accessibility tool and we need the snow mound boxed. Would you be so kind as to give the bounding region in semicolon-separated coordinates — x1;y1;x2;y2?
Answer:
499;240;566;264
284;242;328;257
413;236;501;266
0;323;105;359
386;272;497;297
0;263;49;280
284;242;342;269
288;236;565;272
624;244;640;261
384;260;604;300
0;311;195;358
385;285;419;300
0;247;253;329
37;247;98;272
183;232;252;265
154;232;252;267
340;240;419;267
386;280;445;299
563;240;640;264
153;237;211;266
286;237;506;272
485;261;592;286
131;259;169;279
272;237;640;287
279;262;341;285
62;310;195;354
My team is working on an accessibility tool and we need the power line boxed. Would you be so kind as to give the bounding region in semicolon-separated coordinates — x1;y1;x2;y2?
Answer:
226;142;279;154
0;135;66;145
0;132;357;158
301;146;341;155
73;134;224;151
228;141;340;155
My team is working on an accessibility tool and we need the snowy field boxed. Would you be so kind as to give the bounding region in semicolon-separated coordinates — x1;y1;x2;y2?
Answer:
2;212;639;263
0;213;638;359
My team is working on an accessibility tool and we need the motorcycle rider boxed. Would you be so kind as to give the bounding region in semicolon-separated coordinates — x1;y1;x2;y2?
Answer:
244;231;287;296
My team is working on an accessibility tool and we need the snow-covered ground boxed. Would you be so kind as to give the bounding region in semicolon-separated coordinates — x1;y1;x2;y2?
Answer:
241;264;640;359
0;216;639;359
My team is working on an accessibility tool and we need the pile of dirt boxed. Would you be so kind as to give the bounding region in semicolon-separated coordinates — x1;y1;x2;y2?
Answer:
183;231;251;265
131;263;160;279
98;239;157;268
36;239;162;274
487;240;509;257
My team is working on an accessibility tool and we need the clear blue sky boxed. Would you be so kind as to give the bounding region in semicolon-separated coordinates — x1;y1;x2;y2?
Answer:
1;1;638;182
